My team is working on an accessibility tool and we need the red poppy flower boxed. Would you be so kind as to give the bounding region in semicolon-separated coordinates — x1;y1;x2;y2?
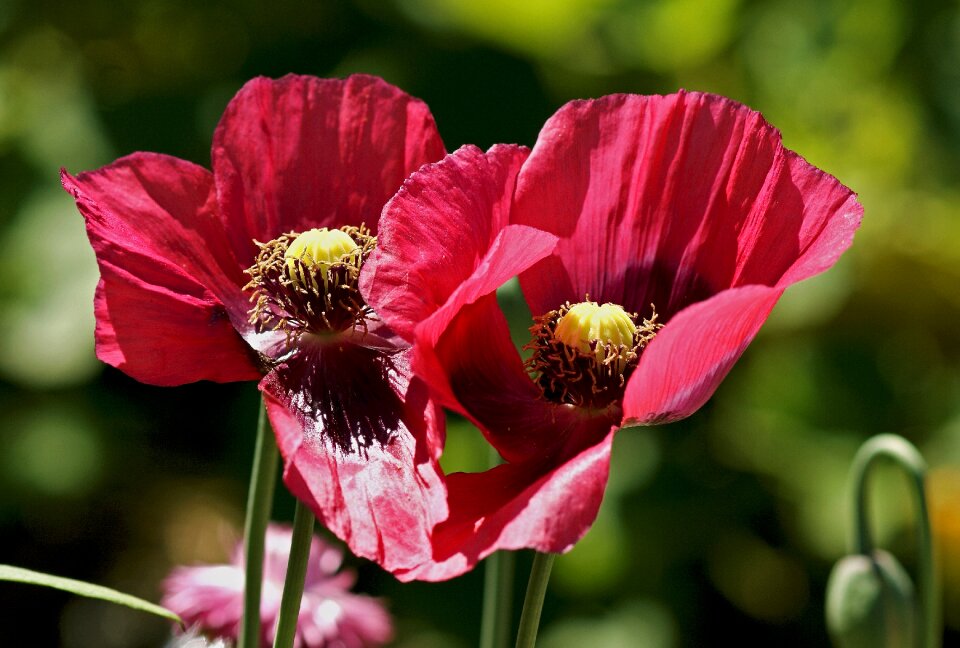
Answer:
363;91;863;580
61;74;450;577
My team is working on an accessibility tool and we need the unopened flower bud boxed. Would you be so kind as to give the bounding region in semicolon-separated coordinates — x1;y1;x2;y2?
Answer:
825;550;915;648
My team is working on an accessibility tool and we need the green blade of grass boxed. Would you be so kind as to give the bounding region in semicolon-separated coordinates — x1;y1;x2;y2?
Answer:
0;564;183;626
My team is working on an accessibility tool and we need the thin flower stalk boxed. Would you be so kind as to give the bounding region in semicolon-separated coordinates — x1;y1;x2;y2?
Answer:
514;553;555;648
239;399;279;648
272;503;316;648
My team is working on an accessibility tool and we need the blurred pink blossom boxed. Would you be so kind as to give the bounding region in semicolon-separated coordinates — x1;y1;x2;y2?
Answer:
162;524;393;648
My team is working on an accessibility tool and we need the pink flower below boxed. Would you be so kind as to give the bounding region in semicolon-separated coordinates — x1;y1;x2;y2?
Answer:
162;524;393;648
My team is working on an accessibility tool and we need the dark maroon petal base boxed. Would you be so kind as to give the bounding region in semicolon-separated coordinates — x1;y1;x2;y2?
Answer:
262;344;448;576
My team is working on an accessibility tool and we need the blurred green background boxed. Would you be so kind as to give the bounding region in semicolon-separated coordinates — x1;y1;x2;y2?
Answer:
1;0;959;646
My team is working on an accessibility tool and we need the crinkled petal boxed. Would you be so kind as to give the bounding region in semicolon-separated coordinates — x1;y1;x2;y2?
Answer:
406;420;616;582
213;74;446;264
62;154;260;385
362;144;544;341
775;150;863;287
361;144;558;461
623;284;783;424
92;277;260;386
514;91;862;319
262;345;448;576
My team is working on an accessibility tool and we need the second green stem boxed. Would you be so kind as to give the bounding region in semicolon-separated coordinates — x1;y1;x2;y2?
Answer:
515;552;555;648
239;398;279;648
273;501;316;648
481;550;516;648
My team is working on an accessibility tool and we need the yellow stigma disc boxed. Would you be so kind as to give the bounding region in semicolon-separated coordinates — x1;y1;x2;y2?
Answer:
284;228;359;288
553;301;637;361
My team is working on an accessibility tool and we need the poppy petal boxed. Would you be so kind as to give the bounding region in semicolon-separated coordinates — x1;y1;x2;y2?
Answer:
405;420;616;582
62;154;260;385
362;144;559;461
262;345;448;575
213;74;446;264
92;277;260;386
774;150;864;288
514;91;862;319
362;143;542;341
412;218;559;423
622;284;783;424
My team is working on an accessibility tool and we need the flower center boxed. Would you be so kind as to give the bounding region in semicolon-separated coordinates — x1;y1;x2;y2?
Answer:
284;228;360;290
245;225;376;346
525;299;662;409
554;301;638;370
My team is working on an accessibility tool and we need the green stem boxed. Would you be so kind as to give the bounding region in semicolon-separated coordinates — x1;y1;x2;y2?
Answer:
239;398;280;648
514;553;555;648
272;501;316;648
481;550;516;648
850;434;940;648
481;445;515;648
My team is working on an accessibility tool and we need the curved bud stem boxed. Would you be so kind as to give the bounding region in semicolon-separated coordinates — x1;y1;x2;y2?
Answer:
850;434;939;648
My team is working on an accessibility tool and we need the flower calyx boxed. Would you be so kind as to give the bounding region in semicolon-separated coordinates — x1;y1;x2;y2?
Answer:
526;300;661;409
245;225;376;346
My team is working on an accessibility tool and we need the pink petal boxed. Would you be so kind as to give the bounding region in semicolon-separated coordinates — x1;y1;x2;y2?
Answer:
262;345;448;576
257;525;345;587
361;144;559;462
163;521;387;646
774;150;864;288
405;420;617;582
362;144;543;341
212;74;446;264
93;277;260;385
622;284;783;424
299;588;393;647
162;564;246;639
514;91;862;319
62;155;260;385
